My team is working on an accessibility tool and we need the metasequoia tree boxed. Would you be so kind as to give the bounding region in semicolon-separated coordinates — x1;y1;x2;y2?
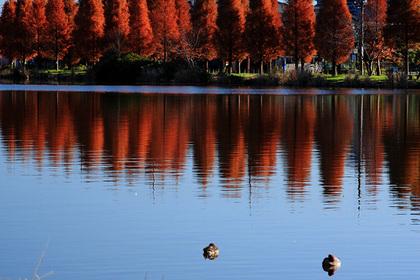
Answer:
215;0;247;73
315;0;354;75
173;0;197;67
64;0;78;22
74;0;105;63
244;0;283;73
282;0;316;71
104;0;130;57
46;0;71;70
173;0;198;67
385;0;420;75
128;0;153;56
62;0;79;67
148;0;179;61
176;0;191;36
15;0;35;62
191;0;217;70
32;0;47;66
363;0;387;75
0;0;18;61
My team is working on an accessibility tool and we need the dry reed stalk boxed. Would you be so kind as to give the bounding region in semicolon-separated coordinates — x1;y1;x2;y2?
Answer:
32;237;54;280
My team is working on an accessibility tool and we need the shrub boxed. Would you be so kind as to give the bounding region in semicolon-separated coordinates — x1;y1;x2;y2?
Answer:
342;74;361;87
363;76;375;88
249;73;281;86
141;68;164;84
174;68;210;84
310;75;329;87
281;70;314;87
94;52;155;84
293;70;313;86
12;69;30;81
74;64;87;71
341;74;377;88
214;72;246;85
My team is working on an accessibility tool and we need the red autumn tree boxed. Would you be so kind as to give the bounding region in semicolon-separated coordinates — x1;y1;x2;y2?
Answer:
128;0;153;56
0;0;18;61
104;0;130;57
173;0;197;67
64;0;78;22
148;0;179;61
315;0;354;75
385;0;420;75
175;0;191;36
15;0;36;62
215;0;247;73
62;0;79;67
363;0;387;75
46;0;71;70
191;0;218;70
244;0;283;73
32;0;47;66
282;0;316;71
74;0;105;63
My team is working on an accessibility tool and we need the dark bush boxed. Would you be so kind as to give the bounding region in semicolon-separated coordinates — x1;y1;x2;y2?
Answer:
310;75;329;87
214;72;245;85
342;74;361;87
174;68;210;84
245;73;281;86
285;70;313;86
94;52;155;84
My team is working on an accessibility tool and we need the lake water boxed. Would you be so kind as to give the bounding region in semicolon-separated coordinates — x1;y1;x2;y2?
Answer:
1;85;420;280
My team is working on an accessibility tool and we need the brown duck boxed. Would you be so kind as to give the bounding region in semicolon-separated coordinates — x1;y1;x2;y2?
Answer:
203;243;219;260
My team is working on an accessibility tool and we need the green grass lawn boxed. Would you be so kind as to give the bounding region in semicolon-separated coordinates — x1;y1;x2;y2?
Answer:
230;72;391;83
367;75;388;82
39;69;87;75
318;74;388;83
231;73;257;78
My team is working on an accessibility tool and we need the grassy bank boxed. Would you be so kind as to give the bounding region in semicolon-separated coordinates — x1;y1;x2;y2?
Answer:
0;66;93;84
227;72;420;89
1;55;419;89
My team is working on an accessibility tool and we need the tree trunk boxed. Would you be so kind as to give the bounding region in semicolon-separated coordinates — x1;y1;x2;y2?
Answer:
404;30;409;76
260;60;263;74
56;32;59;71
228;47;233;74
404;48;409;76
365;60;372;76
332;60;337;76
164;37;167;63
376;58;381;76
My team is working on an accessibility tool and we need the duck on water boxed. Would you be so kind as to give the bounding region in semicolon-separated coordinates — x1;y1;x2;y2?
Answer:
203;243;219;260
322;254;341;276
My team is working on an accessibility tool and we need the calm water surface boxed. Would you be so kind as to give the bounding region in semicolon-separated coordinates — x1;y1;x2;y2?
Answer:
1;85;420;280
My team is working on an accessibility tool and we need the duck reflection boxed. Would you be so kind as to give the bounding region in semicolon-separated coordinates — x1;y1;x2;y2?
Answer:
322;254;341;276
203;243;219;260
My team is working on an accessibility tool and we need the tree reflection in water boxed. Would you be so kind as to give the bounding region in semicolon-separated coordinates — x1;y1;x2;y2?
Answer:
1;91;420;215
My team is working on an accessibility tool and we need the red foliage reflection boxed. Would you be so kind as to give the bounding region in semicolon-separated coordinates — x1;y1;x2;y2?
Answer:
1;91;420;207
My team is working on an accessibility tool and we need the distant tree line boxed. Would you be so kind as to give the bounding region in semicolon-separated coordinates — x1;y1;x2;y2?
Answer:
0;0;419;75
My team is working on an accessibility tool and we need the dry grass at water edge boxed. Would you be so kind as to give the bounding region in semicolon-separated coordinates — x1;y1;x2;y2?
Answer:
1;238;53;280
31;238;54;280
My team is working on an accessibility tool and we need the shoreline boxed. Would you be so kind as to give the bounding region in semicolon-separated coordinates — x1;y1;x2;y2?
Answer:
0;69;419;90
